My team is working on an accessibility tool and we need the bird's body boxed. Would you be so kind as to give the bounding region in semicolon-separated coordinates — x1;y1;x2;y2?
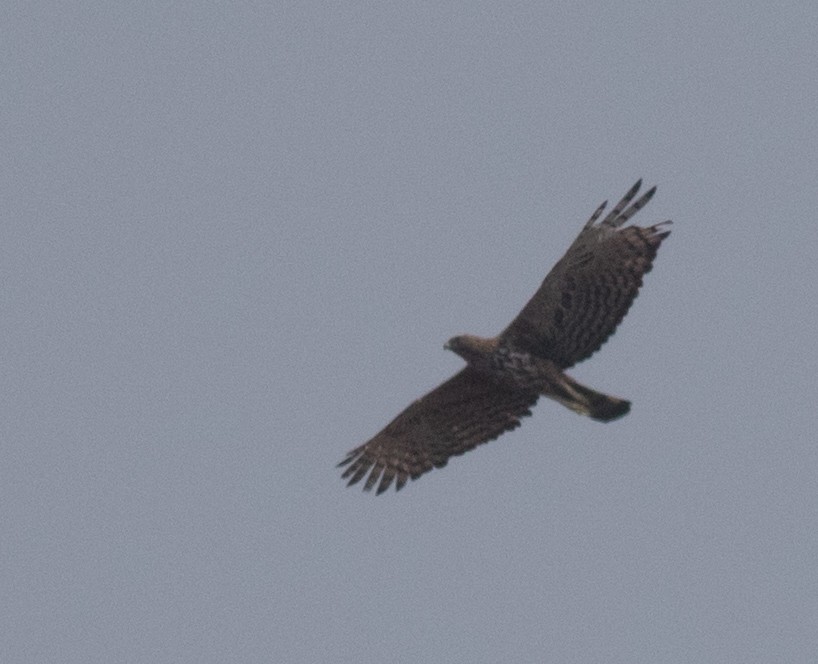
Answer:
445;335;629;419
339;180;671;494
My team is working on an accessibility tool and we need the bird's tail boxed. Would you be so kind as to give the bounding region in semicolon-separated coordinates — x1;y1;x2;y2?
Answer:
545;373;631;422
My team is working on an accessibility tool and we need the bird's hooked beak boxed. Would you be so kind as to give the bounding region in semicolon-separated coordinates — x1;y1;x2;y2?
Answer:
444;337;462;354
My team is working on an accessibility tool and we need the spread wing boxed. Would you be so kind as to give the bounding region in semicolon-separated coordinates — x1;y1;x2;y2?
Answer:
501;180;671;369
338;368;539;494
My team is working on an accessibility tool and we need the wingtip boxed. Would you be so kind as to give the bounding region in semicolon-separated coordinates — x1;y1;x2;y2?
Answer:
624;179;642;199
585;200;608;228
654;220;672;240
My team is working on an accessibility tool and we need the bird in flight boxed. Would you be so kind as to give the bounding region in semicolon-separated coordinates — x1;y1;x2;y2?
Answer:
339;180;671;494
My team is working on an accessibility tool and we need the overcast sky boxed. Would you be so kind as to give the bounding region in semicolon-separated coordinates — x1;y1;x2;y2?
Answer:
3;2;818;662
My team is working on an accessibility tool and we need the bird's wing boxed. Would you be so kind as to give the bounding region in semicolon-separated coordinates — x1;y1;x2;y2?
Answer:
339;368;539;494
500;180;671;369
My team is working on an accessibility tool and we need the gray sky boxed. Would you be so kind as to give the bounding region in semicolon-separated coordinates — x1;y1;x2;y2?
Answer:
4;2;818;662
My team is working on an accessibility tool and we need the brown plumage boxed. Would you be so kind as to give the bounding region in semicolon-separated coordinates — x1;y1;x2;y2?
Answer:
339;180;671;494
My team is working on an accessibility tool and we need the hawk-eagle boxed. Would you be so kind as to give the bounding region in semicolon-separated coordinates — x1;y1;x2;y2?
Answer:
339;180;671;494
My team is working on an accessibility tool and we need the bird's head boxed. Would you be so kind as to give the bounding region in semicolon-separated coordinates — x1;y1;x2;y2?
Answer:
444;334;495;363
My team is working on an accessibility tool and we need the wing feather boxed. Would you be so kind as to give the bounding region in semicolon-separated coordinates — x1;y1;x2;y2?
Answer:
501;181;670;368
338;368;538;494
